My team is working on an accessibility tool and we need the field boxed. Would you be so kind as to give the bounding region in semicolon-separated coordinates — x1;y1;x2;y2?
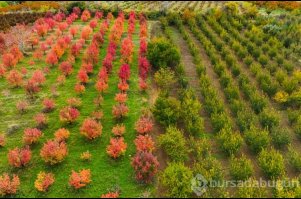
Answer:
0;1;301;198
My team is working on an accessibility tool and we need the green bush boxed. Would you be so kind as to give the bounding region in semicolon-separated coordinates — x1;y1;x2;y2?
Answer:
153;93;181;127
230;155;254;181
211;112;231;133
217;127;243;156
288;109;301;125
189;137;211;160
288;145;301;172
193;155;223;182
236;178;267;198
147;37;180;70
180;90;204;136
274;178;301;198
259;108;280;129
154;67;176;92
250;94;267;114
270;127;291;149
245;126;270;154
158;126;189;162
161;162;193;198
258;148;285;179
237;109;255;132
258;54;268;66
244;56;253;67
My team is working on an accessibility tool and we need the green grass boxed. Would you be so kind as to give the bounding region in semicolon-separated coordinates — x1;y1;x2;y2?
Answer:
0;19;154;198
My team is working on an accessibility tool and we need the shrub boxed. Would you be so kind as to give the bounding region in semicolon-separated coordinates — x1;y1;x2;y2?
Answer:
112;104;129;119
217;127;243;156
112;124;125;137
8;147;31;168
258;148;285;179
288;145;301;172
211;112;231;133
153;94;181;127
237;109;255;132
230;155;254;181
42;98;55;112
273;178;301;198
2;53;17;69
158;126;189;162
118;64;131;81
34;113;48;128
69;169;91;189
106;137;127;159
80;118;102;140
95;79;108;94
45;52;58;67
59;61;73;76
80;151;92;161
77;69;89;84
270;127;291;149
259;108;280;129
236;178;267;198
114;93;127;104
0;174;20;196
160;162;193;198
154;67;176;91
134;135;155;152
67;97;82;108
23;128;43;145
59;107;80;123
6;69;23;87
147;37;180;70
75;83;86;95
189;137;211;160
131;152;159;184
54;128;70;142
245;126;270;154
34;172;55;192
40;140;68;165
135;116;153;135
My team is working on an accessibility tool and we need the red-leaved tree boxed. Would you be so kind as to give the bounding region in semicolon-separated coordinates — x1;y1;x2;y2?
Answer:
40;140;68;165
106;137;127;159
80;118;102;140
131;152;159;184
8;147;31;168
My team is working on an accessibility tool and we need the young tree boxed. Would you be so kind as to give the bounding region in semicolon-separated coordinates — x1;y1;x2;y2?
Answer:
6;70;23;87
80;118;102;140
34;172;55;192
40;140;68;165
131;152;159;184
0;174;20;196
8;147;31;168
69;169;91;189
106;137;127;159
23;128;43;145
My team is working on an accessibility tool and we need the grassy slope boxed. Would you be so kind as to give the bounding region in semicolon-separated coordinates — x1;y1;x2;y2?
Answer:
0;19;153;197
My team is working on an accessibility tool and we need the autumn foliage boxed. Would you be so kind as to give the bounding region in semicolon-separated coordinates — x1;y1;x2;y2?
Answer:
106;137;127;159
8;147;31;168
131;152;159;184
0;174;20;196
69;169;91;189
134;135;155;153
112;124;126;137
59;61;73;76
80;118;102;140
23;128;43;145
34;172;55;192
40;140;68;165
59;107;80;123
54;128;70;142
135;116;153;134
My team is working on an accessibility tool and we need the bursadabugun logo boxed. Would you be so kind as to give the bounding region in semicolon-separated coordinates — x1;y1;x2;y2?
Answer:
191;174;208;196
